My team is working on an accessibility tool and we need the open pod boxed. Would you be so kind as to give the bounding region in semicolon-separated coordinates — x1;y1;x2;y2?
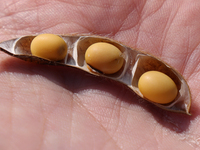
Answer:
0;34;191;115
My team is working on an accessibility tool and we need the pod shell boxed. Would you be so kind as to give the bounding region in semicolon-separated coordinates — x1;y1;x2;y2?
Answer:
0;34;191;115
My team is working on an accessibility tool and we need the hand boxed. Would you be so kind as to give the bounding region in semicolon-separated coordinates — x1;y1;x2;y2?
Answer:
0;1;199;149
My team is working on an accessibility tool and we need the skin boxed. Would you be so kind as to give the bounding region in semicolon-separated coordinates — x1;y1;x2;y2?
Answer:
0;0;200;149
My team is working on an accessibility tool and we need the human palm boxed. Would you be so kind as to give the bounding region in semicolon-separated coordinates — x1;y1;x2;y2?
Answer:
0;0;199;149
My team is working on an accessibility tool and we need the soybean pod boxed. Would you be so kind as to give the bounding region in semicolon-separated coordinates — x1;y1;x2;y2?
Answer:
0;34;191;115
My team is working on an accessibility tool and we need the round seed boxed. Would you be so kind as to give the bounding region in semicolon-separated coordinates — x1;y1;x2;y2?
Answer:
85;42;124;74
138;71;178;104
30;34;67;61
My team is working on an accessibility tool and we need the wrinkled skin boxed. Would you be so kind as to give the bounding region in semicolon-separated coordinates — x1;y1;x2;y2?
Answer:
0;0;200;150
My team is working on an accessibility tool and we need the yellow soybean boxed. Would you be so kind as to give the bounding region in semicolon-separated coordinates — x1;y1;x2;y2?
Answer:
85;42;124;74
31;34;67;61
138;71;178;104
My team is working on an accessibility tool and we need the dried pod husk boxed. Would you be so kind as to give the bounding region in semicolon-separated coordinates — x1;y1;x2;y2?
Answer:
0;34;191;115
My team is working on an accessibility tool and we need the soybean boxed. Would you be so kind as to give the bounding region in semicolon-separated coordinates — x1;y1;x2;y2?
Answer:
85;42;124;74
31;34;68;61
138;71;178;104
